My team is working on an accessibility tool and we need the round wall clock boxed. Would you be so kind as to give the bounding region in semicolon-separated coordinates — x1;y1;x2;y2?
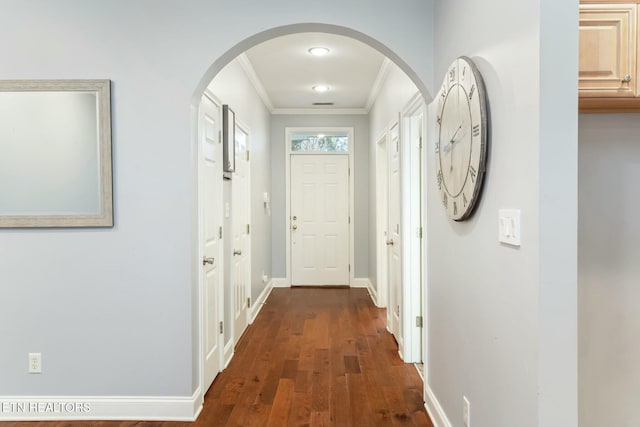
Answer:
435;56;488;221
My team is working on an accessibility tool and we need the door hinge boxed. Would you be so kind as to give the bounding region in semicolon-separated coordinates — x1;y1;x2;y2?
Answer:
348;167;351;177
246;224;250;235
417;227;423;239
349;264;351;273
419;136;423;149
348;216;351;224
219;226;223;239
247;297;251;308
416;316;423;328
218;130;222;144
246;150;250;161
219;321;224;334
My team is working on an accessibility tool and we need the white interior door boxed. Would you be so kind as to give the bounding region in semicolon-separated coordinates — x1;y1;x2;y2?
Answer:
290;154;349;286
199;93;223;392
388;122;402;345
232;124;250;345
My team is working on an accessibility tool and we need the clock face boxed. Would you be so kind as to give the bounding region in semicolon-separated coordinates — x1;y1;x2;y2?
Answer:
435;56;488;221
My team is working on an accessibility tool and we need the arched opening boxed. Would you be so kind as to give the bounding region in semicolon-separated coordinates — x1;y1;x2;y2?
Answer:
192;22;433;412
191;23;432;106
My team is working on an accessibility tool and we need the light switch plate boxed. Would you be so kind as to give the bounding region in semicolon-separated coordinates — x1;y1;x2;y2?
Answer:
498;209;521;246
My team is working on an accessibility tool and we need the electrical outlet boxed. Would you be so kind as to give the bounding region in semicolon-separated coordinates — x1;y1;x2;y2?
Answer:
463;396;470;427
28;353;41;374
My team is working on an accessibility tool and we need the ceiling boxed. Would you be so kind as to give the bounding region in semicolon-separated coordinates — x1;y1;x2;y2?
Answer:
241;32;389;113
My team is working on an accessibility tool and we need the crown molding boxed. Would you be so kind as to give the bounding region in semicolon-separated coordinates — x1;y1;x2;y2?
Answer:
236;53;275;112
271;108;369;115
365;58;392;112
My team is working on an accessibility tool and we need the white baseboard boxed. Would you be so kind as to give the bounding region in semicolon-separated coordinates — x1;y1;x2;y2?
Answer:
0;388;202;421
351;277;369;288
223;340;234;369
424;383;452;427
352;278;379;307
250;279;273;324
272;277;289;288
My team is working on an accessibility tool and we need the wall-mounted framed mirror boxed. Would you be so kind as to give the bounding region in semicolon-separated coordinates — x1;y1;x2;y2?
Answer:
0;79;113;227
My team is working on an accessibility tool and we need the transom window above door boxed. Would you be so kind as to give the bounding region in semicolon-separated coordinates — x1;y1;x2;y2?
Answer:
290;131;349;153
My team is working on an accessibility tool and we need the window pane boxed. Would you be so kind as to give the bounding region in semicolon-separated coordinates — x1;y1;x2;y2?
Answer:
291;132;348;152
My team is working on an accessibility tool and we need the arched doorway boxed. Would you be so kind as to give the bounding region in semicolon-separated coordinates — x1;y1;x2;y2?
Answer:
191;22;433;413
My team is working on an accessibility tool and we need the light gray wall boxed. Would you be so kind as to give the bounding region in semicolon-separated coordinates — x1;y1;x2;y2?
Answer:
208;58;272;304
429;1;577;426
270;114;369;279
0;0;435;399
578;114;640;427
368;63;420;292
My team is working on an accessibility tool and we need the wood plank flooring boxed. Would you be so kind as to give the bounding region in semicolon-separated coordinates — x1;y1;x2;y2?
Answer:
7;287;432;427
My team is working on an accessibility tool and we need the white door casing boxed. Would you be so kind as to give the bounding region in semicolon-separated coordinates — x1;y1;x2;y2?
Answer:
199;91;223;392
401;95;426;364
388;120;402;348
375;132;389;308
290;154;349;286
232;122;251;345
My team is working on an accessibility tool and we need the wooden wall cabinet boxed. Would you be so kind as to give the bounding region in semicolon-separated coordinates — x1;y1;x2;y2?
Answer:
579;2;640;112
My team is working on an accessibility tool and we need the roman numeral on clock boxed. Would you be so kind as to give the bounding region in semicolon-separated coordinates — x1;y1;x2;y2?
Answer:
472;124;480;137
469;165;477;183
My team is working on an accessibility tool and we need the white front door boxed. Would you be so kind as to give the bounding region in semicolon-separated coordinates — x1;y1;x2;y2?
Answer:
199;93;223;392
290;154;349;286
388;122;402;344
232;124;250;344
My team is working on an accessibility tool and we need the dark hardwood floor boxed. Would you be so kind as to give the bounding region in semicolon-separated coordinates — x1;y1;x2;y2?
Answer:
8;287;432;427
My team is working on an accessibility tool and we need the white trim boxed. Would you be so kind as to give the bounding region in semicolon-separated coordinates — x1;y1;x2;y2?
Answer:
272;108;368;115
365;58;392;111
0;389;202;421
354;278;380;307
272;277;290;288
223;340;234;369
424;384;453;427
351;277;370;288
400;93;426;364
284;127;355;288
250;279;273;323
236;54;275;112
375;130;389;310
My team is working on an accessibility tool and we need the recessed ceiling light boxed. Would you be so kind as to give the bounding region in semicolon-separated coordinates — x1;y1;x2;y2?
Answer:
308;47;330;56
312;85;329;93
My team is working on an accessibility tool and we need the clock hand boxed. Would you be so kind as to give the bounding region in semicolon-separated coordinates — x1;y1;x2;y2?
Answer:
450;123;463;142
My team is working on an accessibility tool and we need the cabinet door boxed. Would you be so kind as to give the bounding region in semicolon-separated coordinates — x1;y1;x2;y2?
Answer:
579;4;637;97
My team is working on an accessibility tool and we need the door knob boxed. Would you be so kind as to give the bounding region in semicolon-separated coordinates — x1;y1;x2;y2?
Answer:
386;239;394;246
233;249;242;256
292;224;298;230
622;74;632;83
202;257;215;266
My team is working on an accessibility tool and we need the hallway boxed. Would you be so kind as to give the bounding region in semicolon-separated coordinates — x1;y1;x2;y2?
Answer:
10;288;431;427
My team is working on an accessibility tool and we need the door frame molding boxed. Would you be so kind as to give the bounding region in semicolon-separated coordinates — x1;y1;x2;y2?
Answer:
284;126;355;287
375;130;389;308
400;92;426;364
